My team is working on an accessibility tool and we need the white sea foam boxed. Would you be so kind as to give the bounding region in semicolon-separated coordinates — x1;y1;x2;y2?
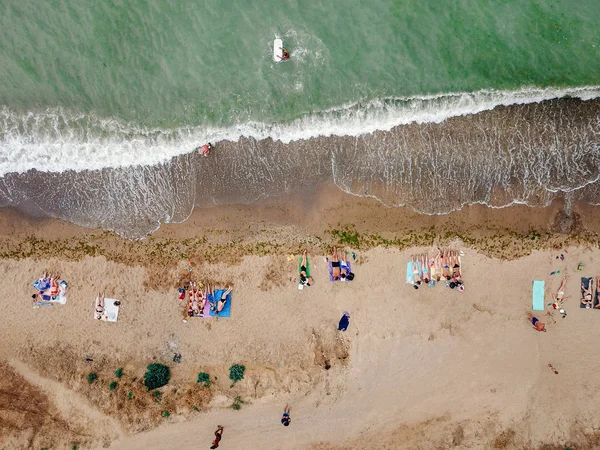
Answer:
0;85;599;176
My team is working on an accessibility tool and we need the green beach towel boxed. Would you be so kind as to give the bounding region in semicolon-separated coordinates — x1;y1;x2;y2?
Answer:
532;280;545;311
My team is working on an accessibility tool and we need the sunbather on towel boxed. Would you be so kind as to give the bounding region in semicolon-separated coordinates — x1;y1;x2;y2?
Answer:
581;279;593;308
188;289;205;316
49;274;60;299
339;251;351;280
553;277;567;305
450;251;461;281
435;253;443;282
331;247;342;281
527;313;546;332
442;249;451;280
95;292;105;320
207;284;232;313
411;256;422;285
421;255;430;284
299;250;313;286
596;277;600;309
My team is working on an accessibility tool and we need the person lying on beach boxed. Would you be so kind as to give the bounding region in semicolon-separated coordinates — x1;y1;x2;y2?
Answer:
207;284;232;313
419;255;429;284
339;250;351;280
331;247;342;280
581;280;593;308
188;289;205;316
49;274;60;299
95;292;105;320
412;256;422;285
596;277;600;309
450;251;461;281
553;277;567;305
299;250;313;286
527;312;546;332
442;249;451;280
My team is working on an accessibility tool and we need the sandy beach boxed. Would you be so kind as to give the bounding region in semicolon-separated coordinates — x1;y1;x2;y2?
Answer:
2;191;600;449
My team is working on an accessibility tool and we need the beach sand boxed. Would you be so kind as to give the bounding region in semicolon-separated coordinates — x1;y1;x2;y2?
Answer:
1;190;600;449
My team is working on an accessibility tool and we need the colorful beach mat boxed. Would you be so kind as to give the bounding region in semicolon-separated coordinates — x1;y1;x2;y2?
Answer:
209;290;232;318
532;280;545;311
97;297;120;322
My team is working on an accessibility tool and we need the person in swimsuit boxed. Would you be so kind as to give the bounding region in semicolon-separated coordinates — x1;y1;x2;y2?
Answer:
581;279;593;308
554;276;567;305
49;274;60;299
210;425;223;449
299;250;313;286
450;251;461;281
527;312;546;332
95;292;105;320
280;47;290;59
331;247;342;280
596;277;600;309
421;255;430;284
412;256;422;285
281;404;292;426
442;249;451;280
207;284;232;313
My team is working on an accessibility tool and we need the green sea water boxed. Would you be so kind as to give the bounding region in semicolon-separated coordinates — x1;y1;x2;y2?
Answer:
1;0;599;128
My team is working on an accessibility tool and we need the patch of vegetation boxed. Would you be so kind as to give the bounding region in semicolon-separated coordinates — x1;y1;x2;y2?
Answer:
162;411;170;418
197;372;211;387
109;381;118;390
231;396;244;410
144;363;171;390
192;406;199;412
127;391;133;400
115;367;123;378
87;373;98;384
229;364;245;383
153;390;162;403
329;227;361;248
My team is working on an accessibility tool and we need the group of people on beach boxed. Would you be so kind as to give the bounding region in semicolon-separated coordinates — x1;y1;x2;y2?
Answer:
31;272;65;302
411;249;463;290
184;283;232;318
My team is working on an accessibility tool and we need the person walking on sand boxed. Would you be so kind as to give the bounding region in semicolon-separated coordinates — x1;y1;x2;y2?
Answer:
281;405;291;426
210;425;223;449
527;312;546;332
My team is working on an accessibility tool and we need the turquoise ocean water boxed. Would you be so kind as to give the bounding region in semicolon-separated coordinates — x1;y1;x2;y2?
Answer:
0;0;599;236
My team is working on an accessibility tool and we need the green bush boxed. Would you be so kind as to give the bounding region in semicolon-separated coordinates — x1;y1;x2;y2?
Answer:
115;367;123;378
144;363;170;390
127;391;133;400
229;364;245;383
197;372;211;387
153;390;162;402
162;411;170;418
87;373;98;384
109;381;118;390
231;396;244;410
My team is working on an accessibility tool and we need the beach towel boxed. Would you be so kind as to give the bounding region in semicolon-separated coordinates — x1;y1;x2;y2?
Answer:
532;280;545;311
209;290;232;318
595;281;600;310
581;277;593;309
95;297;120;322
329;260;352;282
406;262;414;284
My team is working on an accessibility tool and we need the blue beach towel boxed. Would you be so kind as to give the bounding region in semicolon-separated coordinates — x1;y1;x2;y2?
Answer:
209;290;232;318
406;262;414;284
532;280;545;311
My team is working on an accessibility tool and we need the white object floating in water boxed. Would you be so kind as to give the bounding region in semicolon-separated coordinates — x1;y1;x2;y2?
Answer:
273;38;284;62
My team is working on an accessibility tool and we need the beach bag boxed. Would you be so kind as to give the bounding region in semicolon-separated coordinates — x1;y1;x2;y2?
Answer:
346;272;355;281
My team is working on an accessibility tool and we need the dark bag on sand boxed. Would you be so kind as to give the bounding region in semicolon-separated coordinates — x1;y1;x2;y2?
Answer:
346;272;355;281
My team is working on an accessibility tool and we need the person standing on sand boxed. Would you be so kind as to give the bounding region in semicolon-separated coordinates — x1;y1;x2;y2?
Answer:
210;425;223;449
527;313;546;332
281;405;291;426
